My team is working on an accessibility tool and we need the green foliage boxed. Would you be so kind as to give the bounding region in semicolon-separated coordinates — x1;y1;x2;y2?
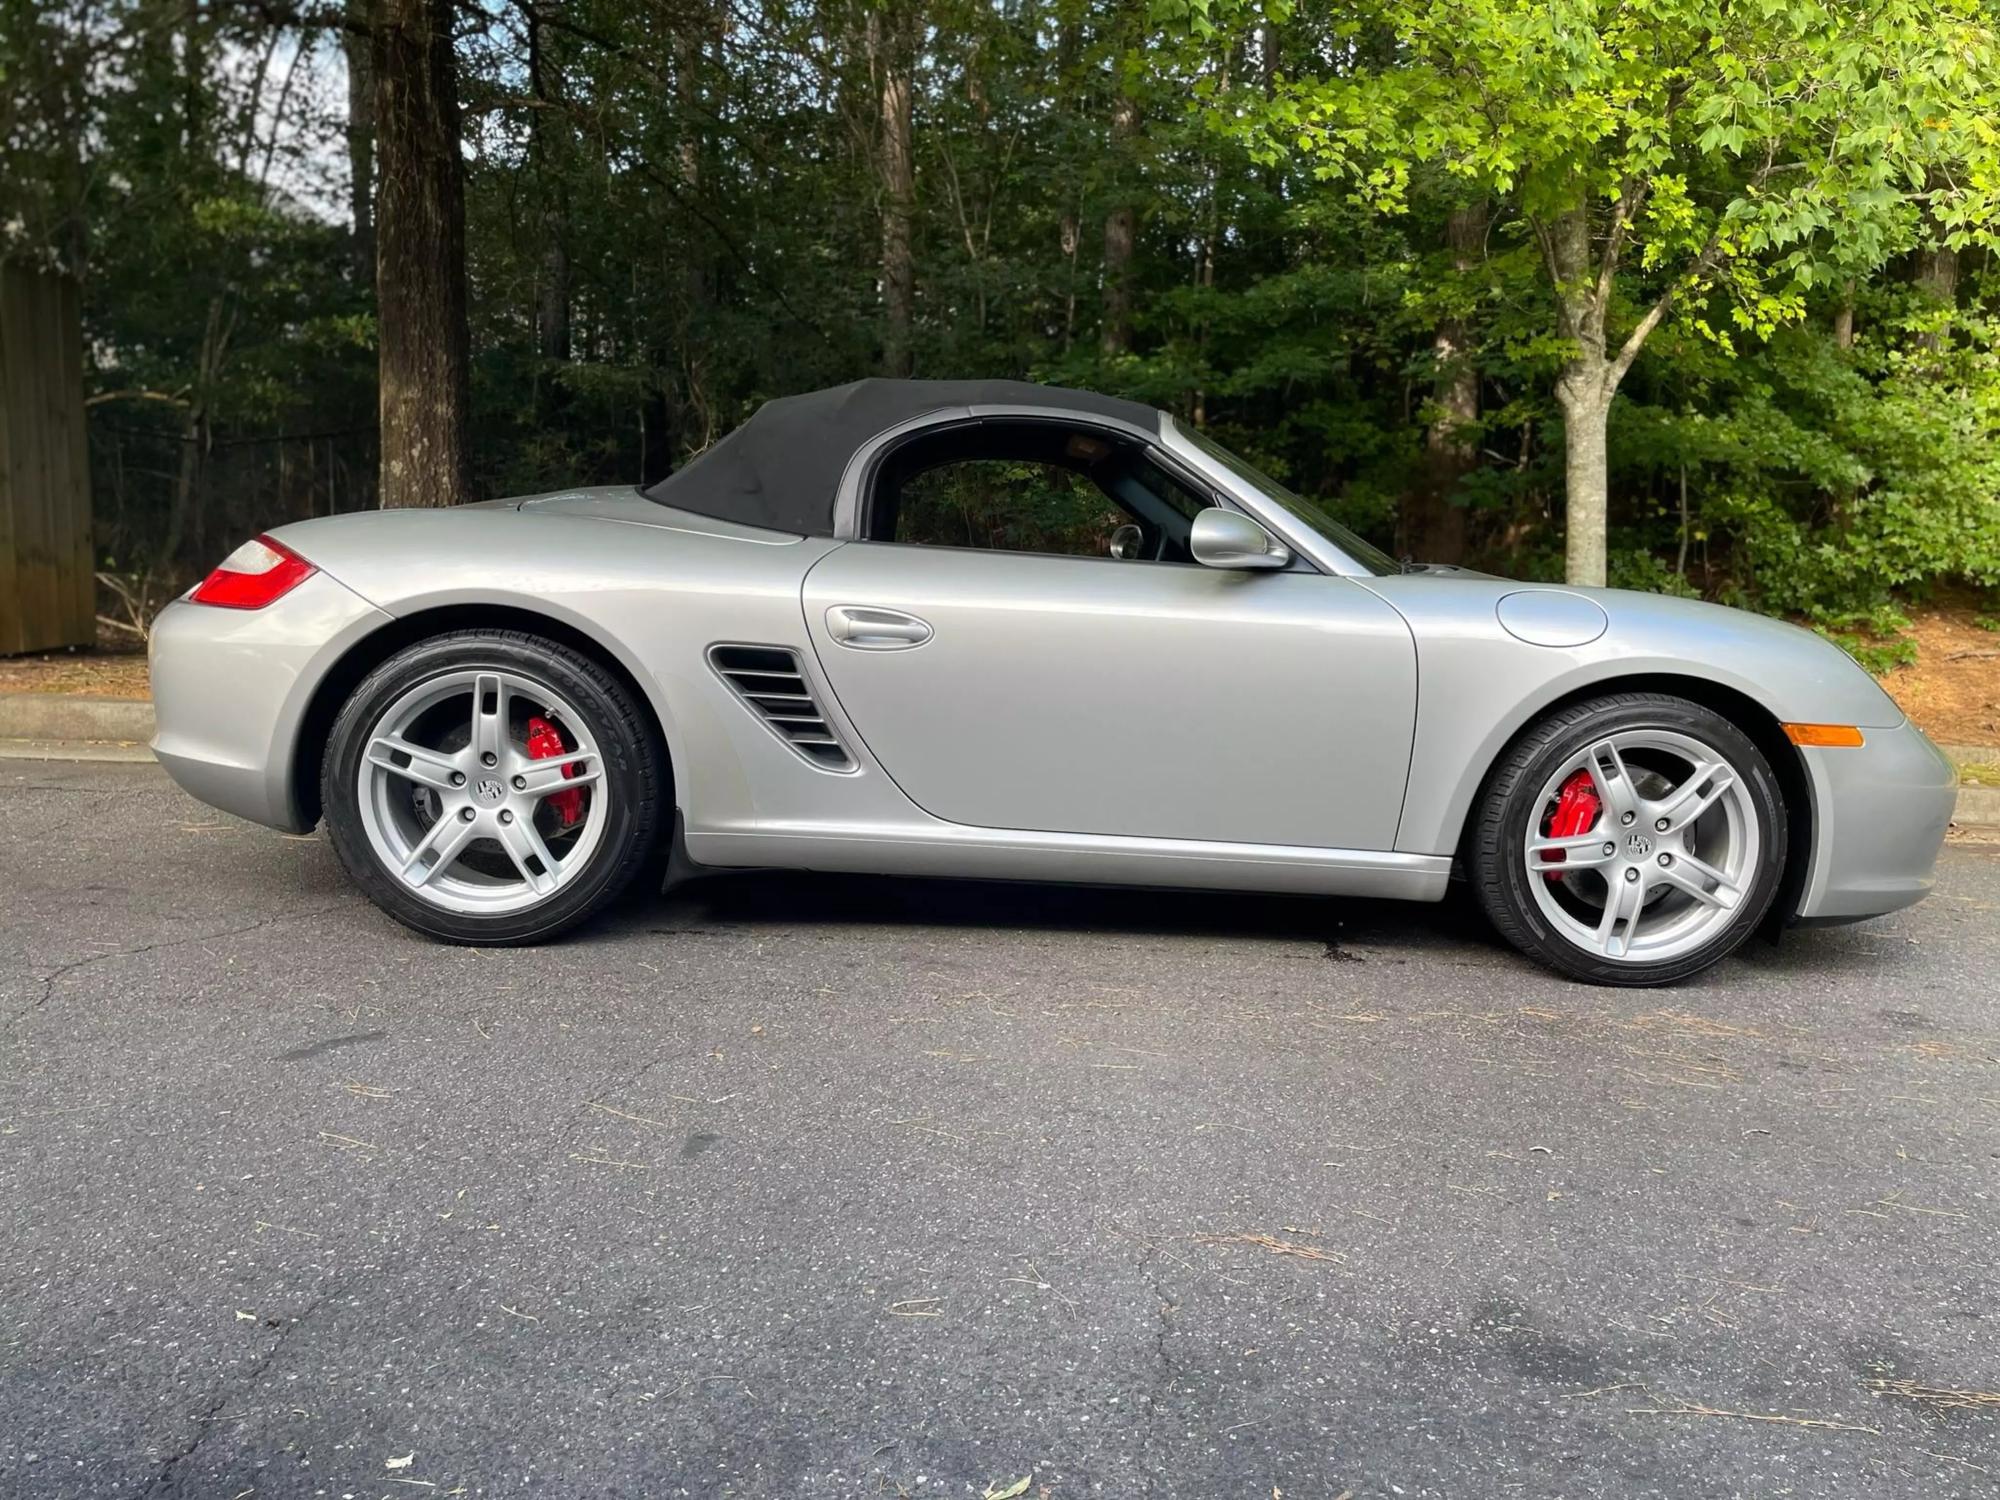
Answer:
896;460;1124;553
3;0;1996;640
1608;296;2000;619
1198;0;2000;269
1171;0;2000;585
1815;628;1921;677
1607;549;1699;599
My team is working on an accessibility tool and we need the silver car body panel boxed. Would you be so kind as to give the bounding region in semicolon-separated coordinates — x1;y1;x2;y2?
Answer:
800;543;1416;849
695;823;1450;901
1795;721;1956;918
1351;573;1911;860
149;396;1953;927
151;570;394;828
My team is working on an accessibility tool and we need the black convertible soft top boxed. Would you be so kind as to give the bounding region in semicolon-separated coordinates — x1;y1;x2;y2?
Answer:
641;378;1160;537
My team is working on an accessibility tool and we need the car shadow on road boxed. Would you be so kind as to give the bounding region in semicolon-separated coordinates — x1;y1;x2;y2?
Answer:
628;866;1505;958
599;866;1918;985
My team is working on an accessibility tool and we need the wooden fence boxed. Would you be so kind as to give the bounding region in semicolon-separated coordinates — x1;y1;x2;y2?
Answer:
0;264;94;655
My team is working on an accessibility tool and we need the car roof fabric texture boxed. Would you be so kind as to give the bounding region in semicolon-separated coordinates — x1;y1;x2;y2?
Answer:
641;378;1161;537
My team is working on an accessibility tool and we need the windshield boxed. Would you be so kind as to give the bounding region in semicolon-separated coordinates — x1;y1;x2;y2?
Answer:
1174;423;1400;576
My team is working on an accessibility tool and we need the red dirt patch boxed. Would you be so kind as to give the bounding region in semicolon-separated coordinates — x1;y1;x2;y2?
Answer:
1879;607;2000;748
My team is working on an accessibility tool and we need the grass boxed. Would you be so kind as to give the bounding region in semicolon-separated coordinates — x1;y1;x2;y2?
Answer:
1956;760;2000;787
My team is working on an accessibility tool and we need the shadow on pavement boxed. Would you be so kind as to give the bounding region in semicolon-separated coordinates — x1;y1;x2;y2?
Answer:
630;865;1503;953
597;865;1939;986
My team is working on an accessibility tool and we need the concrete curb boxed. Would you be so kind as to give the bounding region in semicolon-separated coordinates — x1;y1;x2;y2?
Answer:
0;738;155;763
0;692;154;745
3;691;1999;829
1953;785;2000;831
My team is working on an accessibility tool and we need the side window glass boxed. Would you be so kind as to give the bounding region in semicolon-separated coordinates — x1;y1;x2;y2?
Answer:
893;459;1126;556
1131;457;1209;522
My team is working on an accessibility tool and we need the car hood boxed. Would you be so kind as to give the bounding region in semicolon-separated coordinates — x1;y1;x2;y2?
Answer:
1362;572;1907;731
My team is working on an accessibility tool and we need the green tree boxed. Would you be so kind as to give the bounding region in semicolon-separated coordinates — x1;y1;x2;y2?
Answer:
1176;0;2000;583
10;0;1998;645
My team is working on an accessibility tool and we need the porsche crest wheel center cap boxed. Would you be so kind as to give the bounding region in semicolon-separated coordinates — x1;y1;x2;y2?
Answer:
1626;830;1654;859
473;777;507;807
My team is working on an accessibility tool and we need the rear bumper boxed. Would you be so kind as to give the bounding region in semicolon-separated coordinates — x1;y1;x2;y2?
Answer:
1795;719;1956;921
149;573;393;832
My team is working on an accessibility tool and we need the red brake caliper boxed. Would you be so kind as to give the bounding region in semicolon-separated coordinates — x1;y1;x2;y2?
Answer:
525;714;585;830
1540;769;1601;880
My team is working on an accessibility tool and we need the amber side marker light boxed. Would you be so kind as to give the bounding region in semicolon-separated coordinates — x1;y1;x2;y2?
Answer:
1783;723;1866;748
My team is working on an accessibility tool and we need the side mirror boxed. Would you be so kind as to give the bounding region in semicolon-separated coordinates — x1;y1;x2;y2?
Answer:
1189;507;1290;571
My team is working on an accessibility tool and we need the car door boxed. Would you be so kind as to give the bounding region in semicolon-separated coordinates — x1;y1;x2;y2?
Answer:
800;541;1418;852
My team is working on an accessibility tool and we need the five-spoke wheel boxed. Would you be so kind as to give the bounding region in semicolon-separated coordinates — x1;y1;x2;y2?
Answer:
356;667;610;914
1523;729;1758;964
323;631;664;943
1471;694;1787;986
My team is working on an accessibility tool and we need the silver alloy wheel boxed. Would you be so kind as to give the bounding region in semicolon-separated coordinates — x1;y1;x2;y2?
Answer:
1523;728;1759;964
356;668;610;916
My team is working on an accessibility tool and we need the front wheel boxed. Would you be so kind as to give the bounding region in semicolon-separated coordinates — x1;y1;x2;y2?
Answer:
322;630;665;944
1468;693;1788;986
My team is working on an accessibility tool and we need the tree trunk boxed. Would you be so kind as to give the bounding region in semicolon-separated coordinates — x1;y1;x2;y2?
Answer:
372;0;470;508
181;3;209;156
342;0;376;282
1055;10;1081;352
1913;242;1957;353
162;403;207;573
1833;277;1855;350
528;6;569;366
1400;200;1485;564
1099;88;1137;358
1542;204;1615;586
160;295;229;571
537;236;571;364
1557;367;1612;588
1909;169;1957;353
673;9;712;441
871;8;915;378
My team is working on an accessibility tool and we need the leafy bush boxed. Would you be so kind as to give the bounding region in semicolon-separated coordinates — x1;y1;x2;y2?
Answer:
1607;291;2000;633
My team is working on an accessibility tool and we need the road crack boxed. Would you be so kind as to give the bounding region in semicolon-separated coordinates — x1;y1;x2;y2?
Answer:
10;905;344;1027
132;1288;335;1500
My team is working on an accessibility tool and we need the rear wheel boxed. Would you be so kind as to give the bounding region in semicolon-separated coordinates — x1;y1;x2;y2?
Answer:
322;630;664;944
1469;693;1787;986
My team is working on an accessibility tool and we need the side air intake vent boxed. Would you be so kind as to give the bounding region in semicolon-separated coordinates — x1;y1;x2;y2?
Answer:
707;644;855;771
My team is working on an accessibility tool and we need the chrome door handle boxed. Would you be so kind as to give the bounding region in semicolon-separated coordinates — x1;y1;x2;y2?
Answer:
826;605;933;650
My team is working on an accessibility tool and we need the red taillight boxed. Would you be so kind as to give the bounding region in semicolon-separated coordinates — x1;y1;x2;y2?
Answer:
190;535;316;609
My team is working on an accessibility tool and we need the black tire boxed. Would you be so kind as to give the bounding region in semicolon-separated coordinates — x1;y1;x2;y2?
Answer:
322;630;666;944
1468;692;1788;986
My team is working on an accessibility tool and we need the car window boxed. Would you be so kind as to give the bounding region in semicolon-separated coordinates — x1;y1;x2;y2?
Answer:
1173;421;1400;575
892;458;1129;556
1130;456;1209;522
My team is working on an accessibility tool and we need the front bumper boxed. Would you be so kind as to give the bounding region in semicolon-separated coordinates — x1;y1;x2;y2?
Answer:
150;573;393;831
1795;718;1957;921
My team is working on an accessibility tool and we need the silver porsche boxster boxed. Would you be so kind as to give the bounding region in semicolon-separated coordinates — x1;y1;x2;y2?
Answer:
150;379;1956;985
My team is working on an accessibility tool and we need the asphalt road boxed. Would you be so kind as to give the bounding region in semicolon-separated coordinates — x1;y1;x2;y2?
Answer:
3;761;1997;1500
